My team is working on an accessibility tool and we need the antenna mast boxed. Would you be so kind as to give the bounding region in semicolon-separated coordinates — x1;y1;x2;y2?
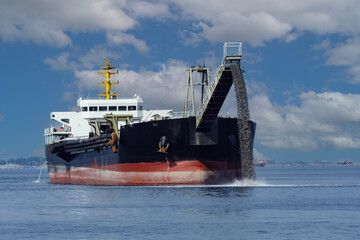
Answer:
97;57;119;99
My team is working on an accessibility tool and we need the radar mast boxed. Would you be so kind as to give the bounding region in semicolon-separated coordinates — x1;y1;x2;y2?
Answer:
97;57;119;99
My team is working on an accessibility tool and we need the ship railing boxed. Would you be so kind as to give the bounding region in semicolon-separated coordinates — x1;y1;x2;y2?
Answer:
171;111;195;119
50;135;88;144
44;127;72;135
44;126;75;145
44;132;88;145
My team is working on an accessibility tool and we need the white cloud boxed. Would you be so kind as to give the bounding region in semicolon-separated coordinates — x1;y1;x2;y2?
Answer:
62;91;76;102
78;46;120;70
2;0;360;56
313;39;331;50
125;1;171;19
319;136;360;150
0;0;136;47
290;12;337;34
44;52;75;71
107;32;149;54
165;1;360;85
324;37;360;83
0;17;72;47
253;148;271;162
170;0;360;46
250;91;360;151
285;31;302;43
348;65;360;82
195;11;292;47
45;46;121;71
326;38;360;66
0;113;4;122
75;70;98;89
0;0;171;49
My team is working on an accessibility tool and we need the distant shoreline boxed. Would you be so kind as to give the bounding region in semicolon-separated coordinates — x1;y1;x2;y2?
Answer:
0;157;46;168
255;160;359;167
256;164;360;167
0;164;47;169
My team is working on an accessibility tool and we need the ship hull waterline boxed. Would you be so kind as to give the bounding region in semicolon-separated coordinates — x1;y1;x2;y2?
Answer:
47;160;240;185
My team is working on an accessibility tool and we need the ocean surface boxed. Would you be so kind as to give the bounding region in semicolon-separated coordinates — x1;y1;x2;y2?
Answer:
0;166;359;240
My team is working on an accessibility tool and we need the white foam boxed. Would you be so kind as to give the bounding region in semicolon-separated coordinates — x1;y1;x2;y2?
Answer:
142;179;360;188
215;179;360;188
140;179;275;188
224;178;271;187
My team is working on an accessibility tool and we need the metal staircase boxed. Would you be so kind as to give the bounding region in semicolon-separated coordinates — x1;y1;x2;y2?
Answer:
195;42;243;132
195;67;233;131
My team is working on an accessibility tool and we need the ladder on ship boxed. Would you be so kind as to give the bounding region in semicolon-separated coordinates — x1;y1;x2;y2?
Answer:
184;42;243;132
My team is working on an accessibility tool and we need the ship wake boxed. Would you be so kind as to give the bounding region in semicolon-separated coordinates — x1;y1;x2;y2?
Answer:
146;179;360;188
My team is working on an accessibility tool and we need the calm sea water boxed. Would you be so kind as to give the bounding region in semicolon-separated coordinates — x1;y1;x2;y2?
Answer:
0;166;359;240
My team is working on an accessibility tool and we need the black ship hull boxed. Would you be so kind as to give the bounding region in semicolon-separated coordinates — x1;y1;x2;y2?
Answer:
45;117;256;185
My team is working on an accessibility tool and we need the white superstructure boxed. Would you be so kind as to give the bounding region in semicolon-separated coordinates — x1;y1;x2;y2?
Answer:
44;58;172;144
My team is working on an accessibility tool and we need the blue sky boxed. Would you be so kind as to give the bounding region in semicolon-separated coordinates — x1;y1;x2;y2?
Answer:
1;0;360;163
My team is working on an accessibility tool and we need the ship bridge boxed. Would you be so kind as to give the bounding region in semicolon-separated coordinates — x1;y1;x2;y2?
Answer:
184;42;244;132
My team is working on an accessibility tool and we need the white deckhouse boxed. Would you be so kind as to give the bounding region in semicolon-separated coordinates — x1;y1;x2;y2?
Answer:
44;58;172;144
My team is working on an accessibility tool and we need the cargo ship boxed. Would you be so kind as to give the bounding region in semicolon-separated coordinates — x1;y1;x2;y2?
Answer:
44;42;256;185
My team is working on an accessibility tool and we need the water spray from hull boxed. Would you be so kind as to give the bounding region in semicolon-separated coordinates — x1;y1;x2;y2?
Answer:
35;161;47;183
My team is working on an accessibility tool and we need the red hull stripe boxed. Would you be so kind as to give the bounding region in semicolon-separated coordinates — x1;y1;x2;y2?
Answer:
89;160;239;172
49;160;241;185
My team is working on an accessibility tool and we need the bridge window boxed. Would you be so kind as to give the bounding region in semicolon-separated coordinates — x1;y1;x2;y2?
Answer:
89;106;98;111
61;118;70;124
128;106;136;111
99;106;107;111
109;106;117;111
139;105;143;110
118;106;126;111
81;107;88;112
